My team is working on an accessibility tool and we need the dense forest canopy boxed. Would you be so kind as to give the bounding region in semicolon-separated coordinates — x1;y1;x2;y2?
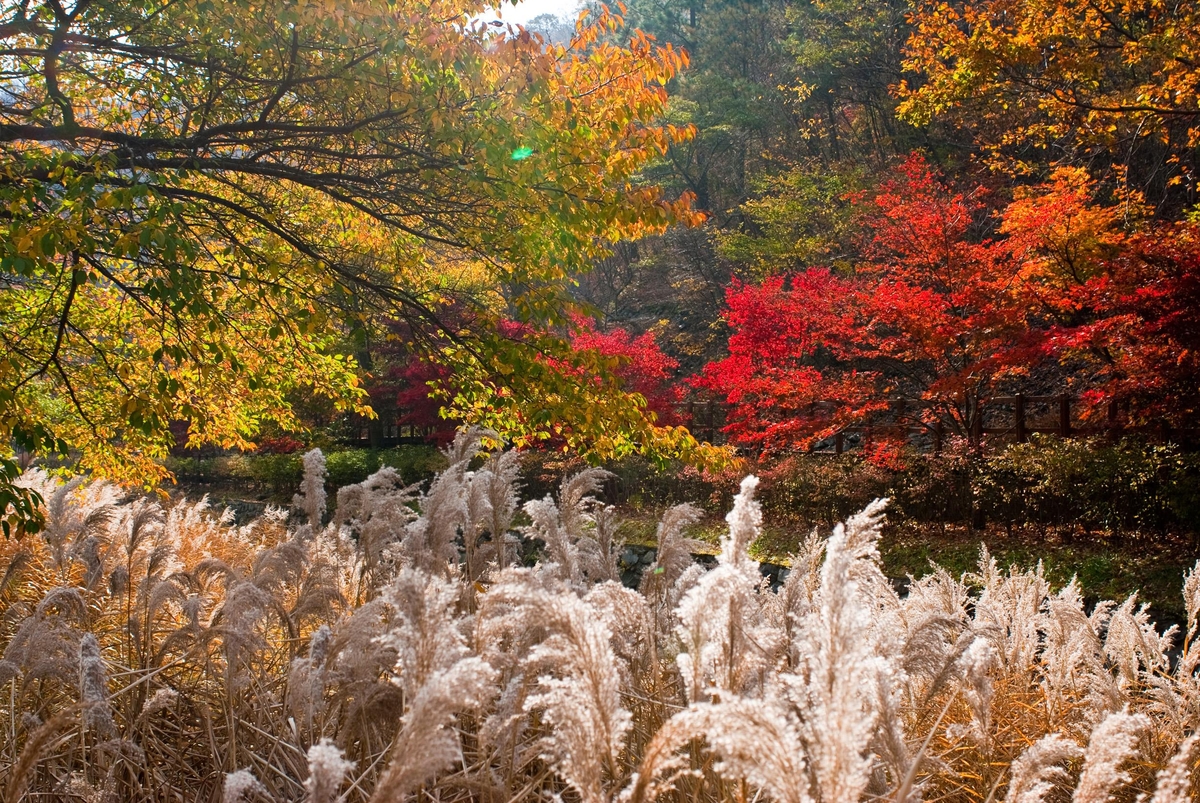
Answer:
3;0;1200;530
576;0;1199;453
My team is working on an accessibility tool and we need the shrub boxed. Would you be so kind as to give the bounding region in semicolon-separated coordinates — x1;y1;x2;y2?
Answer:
518;451;742;515
246;450;305;494
756;436;1200;538
758;452;891;526
167;445;448;502
979;436;1200;535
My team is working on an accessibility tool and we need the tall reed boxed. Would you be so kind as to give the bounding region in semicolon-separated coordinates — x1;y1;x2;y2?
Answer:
0;429;1196;802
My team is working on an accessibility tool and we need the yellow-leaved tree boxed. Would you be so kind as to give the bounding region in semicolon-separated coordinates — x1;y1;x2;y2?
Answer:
897;0;1200;187
0;0;719;534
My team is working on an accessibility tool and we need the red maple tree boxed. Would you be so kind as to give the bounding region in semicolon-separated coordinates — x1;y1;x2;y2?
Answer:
1058;223;1200;427
699;154;1026;451
700;156;1200;452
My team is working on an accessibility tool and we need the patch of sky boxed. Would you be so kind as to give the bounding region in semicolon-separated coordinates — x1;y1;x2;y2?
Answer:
475;0;583;39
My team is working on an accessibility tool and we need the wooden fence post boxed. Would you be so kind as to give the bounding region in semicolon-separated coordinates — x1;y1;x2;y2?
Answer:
835;430;844;455
971;397;984;447
1059;394;1071;436
1014;394;1027;442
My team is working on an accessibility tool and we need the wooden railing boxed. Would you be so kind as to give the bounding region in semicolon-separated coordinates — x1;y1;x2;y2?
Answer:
678;395;1198;453
342;422;442;447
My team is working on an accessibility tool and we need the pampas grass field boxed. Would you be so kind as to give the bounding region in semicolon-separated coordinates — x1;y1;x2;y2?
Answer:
1;429;1198;802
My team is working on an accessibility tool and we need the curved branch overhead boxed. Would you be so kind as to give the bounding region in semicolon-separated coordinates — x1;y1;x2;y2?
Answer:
0;0;707;490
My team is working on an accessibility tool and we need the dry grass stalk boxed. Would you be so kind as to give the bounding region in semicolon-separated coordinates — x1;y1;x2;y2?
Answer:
1;429;1198;802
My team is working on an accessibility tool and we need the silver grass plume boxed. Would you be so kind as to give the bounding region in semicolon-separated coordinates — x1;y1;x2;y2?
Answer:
946;637;996;749
294;448;328;527
474;570;559;765
370;568;497;803
638;503;703;606
1004;734;1084;803
37;586;88;625
791;497;892;803
59;772;106;802
42;476;119;571
483;449;521;568
559;467;611;542
463;467;493;582
79;633;116;737
220;578;273;686
970;547;1049;676
1182;560;1200;673
776;529;824;615
1149;562;1200;739
1104;594;1174;691
304;598;400;744
252;538;309;593
1149;732;1198;803
587;502;623;584
1071;709;1149;803
0;660;19;688
288;624;333;730
674;476;780;702
334;467;419;593
586;581;655;688
399;428;488;576
119;497;164;558
139;687;179;720
4;587;87;687
304;738;355;803
1038;579;1118;726
1174;562;1200;708
721;475;761;570
632;697;811;803
893;567;973;700
223;769;266;803
486;570;632;803
524;495;581;586
522;468;613;588
162;495;242;566
71;533;104;591
767;529;830;673
463;448;522;579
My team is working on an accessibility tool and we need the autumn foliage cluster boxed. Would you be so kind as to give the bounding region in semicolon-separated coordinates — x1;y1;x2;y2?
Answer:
3;432;1200;802
698;157;1200;451
367;314;682;445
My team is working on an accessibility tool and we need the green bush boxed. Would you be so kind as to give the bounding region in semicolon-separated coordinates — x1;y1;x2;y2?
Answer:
166;445;447;499
375;444;448;485
170;439;1200;539
889;446;975;525
759;454;891;526
516;451;741;514
755;437;1200;538
165;455;254;485
978;437;1200;535
164;456;221;484
245;452;304;495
